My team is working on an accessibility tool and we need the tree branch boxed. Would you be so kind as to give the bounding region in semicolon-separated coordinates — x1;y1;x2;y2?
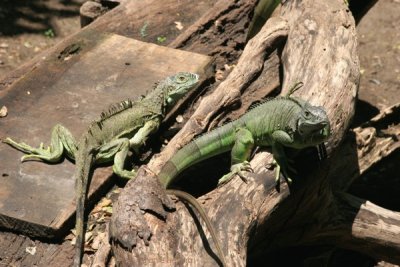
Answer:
324;193;400;263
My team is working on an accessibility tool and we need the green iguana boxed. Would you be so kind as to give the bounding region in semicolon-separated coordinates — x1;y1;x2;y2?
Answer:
157;87;330;265
159;87;331;187
246;0;281;41
3;72;199;267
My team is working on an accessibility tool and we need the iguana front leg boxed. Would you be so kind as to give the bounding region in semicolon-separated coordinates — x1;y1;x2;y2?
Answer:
129;120;159;153
271;130;296;186
3;124;77;162
218;127;254;185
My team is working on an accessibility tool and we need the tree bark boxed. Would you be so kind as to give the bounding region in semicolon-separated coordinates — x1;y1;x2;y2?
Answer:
110;0;400;266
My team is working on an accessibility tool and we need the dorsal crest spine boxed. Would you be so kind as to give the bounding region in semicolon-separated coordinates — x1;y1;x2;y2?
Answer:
247;95;303;112
99;99;133;121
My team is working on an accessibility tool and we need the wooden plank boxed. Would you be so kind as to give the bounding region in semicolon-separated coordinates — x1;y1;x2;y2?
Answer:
0;31;212;238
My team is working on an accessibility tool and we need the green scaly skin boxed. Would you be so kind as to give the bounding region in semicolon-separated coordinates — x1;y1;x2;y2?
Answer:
3;72;199;267
246;0;281;41
158;88;331;266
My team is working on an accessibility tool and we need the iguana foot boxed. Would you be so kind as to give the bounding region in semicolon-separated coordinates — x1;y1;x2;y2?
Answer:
218;161;253;185
271;159;296;188
274;163;292;185
113;167;137;180
3;138;62;162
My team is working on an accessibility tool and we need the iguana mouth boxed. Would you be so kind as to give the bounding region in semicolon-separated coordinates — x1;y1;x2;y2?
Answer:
304;120;328;127
313;122;330;138
304;120;329;130
298;120;330;140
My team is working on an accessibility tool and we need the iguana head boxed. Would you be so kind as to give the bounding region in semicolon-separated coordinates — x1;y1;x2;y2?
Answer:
164;72;199;106
296;103;330;146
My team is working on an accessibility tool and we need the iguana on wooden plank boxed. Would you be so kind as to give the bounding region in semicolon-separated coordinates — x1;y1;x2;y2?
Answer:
3;72;199;267
157;86;330;265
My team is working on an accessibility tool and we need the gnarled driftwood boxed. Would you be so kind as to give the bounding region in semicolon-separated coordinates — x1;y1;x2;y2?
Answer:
110;0;400;266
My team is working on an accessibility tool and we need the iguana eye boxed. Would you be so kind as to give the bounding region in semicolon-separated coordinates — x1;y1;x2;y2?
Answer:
305;111;310;116
178;76;186;82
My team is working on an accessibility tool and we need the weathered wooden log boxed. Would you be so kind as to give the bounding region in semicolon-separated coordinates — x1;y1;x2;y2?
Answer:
112;0;400;266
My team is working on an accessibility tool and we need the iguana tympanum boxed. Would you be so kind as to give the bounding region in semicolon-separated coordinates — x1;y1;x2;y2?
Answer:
157;87;331;265
3;72;199;266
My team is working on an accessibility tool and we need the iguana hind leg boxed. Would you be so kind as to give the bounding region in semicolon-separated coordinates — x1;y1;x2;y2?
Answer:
218;127;254;185
3;124;77;162
96;121;160;180
115;120;161;179
96;138;136;179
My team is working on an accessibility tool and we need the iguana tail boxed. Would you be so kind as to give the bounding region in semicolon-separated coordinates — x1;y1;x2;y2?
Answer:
159;121;237;188
166;189;227;267
73;141;96;267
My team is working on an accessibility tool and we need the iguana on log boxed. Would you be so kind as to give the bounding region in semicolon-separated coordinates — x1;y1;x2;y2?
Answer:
159;85;331;212
154;87;330;265
3;72;199;267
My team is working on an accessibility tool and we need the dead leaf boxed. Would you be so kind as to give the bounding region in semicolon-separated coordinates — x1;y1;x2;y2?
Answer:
99;198;112;208
91;232;106;250
215;69;224;81
224;64;235;71
92;197;112;213
85;231;93;243
102;206;113;215
174;21;184;30
0;106;8;117
112;188;120;194
64;232;75;241
96;214;106;223
24;42;32;48
176;115;184;123
87;222;95;231
70;228;94;244
26;246;36;255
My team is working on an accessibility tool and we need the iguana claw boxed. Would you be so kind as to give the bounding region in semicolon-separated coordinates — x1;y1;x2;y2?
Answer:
218;161;253;185
272;159;294;188
113;168;137;180
3;137;58;162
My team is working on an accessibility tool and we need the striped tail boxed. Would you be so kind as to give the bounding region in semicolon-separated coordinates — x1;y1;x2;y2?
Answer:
73;143;95;267
159;121;239;188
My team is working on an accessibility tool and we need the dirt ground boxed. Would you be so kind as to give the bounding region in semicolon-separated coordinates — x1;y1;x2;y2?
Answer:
0;0;85;79
357;0;400;110
0;0;399;265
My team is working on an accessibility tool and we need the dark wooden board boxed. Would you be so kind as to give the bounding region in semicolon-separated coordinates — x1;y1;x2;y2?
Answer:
0;31;212;238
